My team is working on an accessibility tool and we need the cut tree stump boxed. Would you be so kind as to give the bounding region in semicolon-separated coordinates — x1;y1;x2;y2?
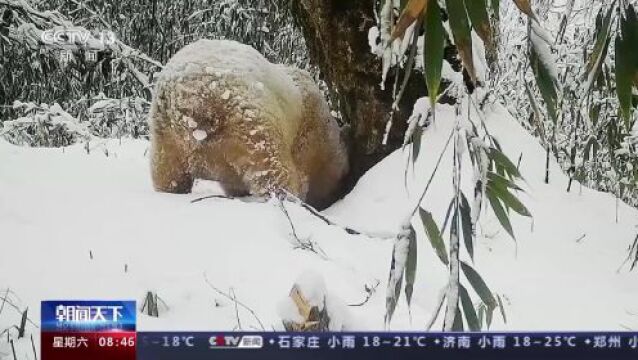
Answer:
283;285;330;332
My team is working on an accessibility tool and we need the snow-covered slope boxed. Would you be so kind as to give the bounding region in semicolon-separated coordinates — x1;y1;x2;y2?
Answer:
1;104;637;358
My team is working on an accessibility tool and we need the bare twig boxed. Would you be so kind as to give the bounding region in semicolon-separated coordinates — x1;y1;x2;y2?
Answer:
203;273;266;330
190;194;235;203
348;280;380;307
407;128;455;220
276;196;302;242
0;288;8;316
276;196;330;260
230;288;242;331
281;191;364;236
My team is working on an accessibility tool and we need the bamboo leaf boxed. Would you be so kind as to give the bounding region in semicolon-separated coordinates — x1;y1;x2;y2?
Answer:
441;198;456;233
489;148;522;179
617;5;638;127
490;0;500;17
452;306;464;331
464;0;492;46
488;172;523;191
459;193;474;261
445;0;476;83
420;208;449;265
524;80;547;141
461;261;497;309
487;190;515;240
585;5;614;75
488;182;531;217
615;33;633;128
392;0;429;42
460;284;481;331
385;238;405;324
412;125;423;160
404;226;418;307
486;304;494;328
624;5;638;70
530;41;559;124
424;0;445;106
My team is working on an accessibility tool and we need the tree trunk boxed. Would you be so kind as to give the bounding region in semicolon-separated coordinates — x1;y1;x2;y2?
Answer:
289;0;427;189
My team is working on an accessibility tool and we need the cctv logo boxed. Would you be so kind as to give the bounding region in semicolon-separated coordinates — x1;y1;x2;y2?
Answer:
209;335;263;349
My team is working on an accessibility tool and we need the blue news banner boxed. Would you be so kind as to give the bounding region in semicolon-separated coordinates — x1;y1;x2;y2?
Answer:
41;301;638;359
136;331;638;359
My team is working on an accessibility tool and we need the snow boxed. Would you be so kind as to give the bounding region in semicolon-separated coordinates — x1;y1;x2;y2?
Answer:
186;117;198;129
293;271;328;310
472;31;489;84
192;129;207;141
159;39;302;125
276;297;305;324
1;103;638;358
368;26;381;55
378;0;393;90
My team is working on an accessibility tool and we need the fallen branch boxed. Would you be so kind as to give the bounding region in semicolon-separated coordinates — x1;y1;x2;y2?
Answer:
190;191;393;239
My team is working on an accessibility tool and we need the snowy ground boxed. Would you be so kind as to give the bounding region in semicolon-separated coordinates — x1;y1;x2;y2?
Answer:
1;104;637;358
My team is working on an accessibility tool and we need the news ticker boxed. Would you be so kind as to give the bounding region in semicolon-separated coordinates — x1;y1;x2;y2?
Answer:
136;332;638;359
42;300;638;359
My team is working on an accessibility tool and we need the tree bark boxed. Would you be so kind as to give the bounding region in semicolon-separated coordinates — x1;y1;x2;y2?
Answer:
289;0;427;189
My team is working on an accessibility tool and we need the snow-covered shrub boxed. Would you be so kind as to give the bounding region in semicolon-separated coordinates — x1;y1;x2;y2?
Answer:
1;0;308;142
84;94;150;139
2;101;90;147
493;0;638;206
